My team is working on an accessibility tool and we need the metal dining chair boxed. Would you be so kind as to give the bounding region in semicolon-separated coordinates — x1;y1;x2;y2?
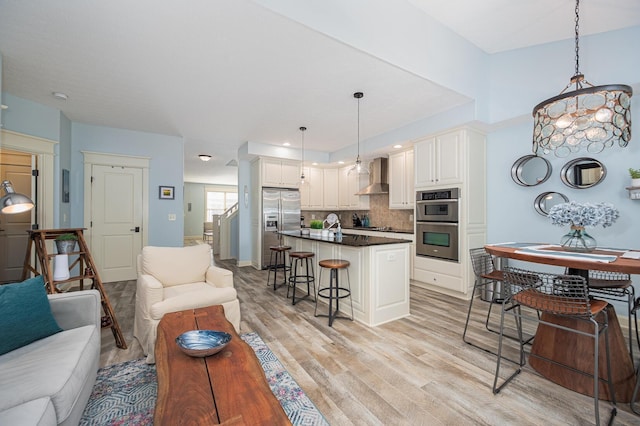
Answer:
632;364;640;416
631;298;640;416
585;270;637;359
493;267;617;426
463;248;528;364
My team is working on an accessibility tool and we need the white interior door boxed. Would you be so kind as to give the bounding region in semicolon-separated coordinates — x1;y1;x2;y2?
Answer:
90;164;143;282
0;151;34;283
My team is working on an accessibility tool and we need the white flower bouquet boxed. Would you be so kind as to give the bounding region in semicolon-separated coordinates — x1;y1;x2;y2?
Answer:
548;201;619;228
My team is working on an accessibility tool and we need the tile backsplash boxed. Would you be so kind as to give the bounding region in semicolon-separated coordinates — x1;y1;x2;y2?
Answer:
302;193;414;231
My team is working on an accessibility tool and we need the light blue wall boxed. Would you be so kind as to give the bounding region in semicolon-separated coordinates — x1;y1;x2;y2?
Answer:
1;92;61;141
230;214;239;259
58;113;72;227
237;158;251;264
71;122;184;247
0;54;3;126
486;115;640;250
488;26;640;123
485;26;640;251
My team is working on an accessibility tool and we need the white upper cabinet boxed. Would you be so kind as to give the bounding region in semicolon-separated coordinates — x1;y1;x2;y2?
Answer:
262;158;300;188
415;131;462;187
300;166;323;209
338;165;370;210
322;168;339;210
389;149;414;209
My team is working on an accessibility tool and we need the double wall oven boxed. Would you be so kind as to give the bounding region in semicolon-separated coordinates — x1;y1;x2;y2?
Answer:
415;188;459;262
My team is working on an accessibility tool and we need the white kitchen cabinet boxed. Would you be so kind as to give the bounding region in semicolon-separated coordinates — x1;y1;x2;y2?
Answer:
300;166;323;209
343;228;414;280
338;165;370;210
412;126;486;298
261;158;300;188
322;168;339;210
282;234;410;326
414;131;462;187
389;149;414;209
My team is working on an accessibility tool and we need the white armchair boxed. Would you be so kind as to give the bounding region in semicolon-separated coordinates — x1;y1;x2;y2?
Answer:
133;244;240;363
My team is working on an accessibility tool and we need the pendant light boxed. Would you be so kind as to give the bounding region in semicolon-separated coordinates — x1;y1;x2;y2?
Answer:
532;0;632;157
1;180;35;214
299;126;307;186
349;92;369;175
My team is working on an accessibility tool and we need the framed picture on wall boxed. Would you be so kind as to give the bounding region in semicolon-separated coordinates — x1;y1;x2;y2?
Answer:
159;186;175;200
62;169;70;203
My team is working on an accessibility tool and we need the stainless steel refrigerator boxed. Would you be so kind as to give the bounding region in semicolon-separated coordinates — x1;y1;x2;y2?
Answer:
262;188;301;268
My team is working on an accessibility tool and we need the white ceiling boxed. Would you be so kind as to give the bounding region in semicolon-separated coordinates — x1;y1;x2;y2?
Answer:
1;0;639;184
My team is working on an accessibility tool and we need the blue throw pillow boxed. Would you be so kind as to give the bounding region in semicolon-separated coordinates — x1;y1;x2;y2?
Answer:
0;275;63;355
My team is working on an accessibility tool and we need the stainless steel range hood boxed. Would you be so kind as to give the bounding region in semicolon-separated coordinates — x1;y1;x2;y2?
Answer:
356;157;389;195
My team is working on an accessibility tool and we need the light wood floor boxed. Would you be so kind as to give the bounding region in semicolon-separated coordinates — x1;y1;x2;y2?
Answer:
99;255;640;425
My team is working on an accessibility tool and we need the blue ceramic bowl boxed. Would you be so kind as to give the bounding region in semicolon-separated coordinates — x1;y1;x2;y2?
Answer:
175;330;232;357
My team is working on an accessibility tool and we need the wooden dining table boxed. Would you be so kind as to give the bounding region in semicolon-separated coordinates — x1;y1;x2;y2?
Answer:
484;243;640;402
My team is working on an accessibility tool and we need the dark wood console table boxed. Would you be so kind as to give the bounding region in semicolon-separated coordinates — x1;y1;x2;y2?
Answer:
154;305;291;425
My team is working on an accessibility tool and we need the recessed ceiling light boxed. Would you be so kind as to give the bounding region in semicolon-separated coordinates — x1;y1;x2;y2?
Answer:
199;154;212;162
393;144;402;149
312;162;318;166
338;161;345;164
52;92;68;101
283;142;291;147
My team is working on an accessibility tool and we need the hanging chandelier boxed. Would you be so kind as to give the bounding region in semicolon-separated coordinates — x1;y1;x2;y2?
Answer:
532;0;632;157
299;126;307;186
349;92;369;175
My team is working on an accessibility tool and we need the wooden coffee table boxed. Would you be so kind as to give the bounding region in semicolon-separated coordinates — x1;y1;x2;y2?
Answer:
154;305;291;425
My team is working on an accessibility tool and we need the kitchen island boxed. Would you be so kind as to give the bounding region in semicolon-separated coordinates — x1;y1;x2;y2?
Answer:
281;231;411;326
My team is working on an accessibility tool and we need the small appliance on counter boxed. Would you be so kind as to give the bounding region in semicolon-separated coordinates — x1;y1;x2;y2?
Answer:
352;213;362;227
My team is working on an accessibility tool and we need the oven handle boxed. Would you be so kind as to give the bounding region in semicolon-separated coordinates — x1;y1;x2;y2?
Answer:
416;199;458;204
416;221;458;226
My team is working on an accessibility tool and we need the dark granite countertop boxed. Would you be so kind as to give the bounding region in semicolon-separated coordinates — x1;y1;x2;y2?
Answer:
281;231;411;247
341;226;414;235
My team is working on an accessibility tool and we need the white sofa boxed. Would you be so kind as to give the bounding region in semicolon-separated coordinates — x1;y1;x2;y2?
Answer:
134;244;241;363
0;290;101;426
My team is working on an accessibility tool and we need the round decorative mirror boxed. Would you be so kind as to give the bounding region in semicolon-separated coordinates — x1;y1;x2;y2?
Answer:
560;157;606;189
534;192;569;216
511;155;552;186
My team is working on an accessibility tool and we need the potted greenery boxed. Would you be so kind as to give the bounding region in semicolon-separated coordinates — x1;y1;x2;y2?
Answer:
55;233;78;254
309;220;323;236
310;220;323;229
629;168;640;187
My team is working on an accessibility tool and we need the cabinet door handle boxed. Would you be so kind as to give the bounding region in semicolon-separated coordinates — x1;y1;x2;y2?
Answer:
130;227;140;232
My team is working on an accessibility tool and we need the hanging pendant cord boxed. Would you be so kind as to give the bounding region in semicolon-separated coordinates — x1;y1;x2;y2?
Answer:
573;0;581;88
357;97;360;158
299;126;306;179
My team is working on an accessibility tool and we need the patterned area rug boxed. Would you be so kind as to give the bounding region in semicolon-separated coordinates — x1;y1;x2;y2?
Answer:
80;332;328;425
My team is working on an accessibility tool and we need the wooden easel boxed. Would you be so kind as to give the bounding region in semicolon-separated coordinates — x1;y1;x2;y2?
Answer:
22;228;127;349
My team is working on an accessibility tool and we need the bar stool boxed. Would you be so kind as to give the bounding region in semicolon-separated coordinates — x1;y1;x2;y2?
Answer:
315;259;354;326
267;245;291;291
287;251;315;305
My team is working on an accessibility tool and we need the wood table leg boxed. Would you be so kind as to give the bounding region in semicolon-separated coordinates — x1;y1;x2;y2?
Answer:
529;305;636;402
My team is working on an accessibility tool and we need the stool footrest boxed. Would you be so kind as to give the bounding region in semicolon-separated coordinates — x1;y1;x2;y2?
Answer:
317;287;351;300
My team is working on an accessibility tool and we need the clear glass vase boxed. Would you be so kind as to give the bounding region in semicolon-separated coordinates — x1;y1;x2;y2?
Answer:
560;225;596;252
